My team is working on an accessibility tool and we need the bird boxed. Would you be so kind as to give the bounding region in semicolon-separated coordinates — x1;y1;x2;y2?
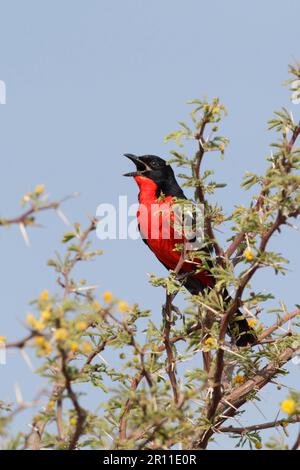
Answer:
123;153;256;347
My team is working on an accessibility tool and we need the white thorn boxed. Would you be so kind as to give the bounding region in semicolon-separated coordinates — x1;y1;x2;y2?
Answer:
14;382;23;404
20;348;34;372
71;285;99;292
103;430;114;441
19;223;30;247
56;208;71;226
97;353;108;365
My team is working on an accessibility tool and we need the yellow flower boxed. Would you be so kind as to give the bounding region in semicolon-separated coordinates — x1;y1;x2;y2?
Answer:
82;341;93;354
27;314;45;332
219;143;225;152
255;441;262;449
118;301;129;313
281;398;296;415
26;313;36;326
37;341;52;356
39;290;49;303
34;336;46;347
34;184;45;195
247;318;258;328
41;309;51;321
0;336;6;343
47;400;55;411
69;417;77;426
233;374;246;385
244;248;254;261
75;321;87;331
103;291;113;303
92;301;101;311
42;342;52;355
33;320;45;332
204;337;214;347
54;328;68;341
69;341;79;353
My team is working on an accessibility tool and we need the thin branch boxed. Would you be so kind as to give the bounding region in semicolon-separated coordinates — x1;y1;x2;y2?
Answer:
193;123;224;259
60;349;87;450
119;371;144;442
0;194;76;227
0;201;59;226
163;292;179;405
81;337;114;370
258;309;300;342
220;415;300;434
225;123;300;258
5;333;36;349
287;123;300;152
225;232;245;259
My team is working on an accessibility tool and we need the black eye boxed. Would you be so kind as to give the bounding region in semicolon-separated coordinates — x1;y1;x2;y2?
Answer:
151;160;160;168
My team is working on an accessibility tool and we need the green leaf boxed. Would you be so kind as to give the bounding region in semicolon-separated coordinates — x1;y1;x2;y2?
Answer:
62;232;76;243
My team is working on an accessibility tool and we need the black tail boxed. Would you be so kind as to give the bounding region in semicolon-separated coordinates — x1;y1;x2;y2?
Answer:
184;278;256;347
228;309;256;346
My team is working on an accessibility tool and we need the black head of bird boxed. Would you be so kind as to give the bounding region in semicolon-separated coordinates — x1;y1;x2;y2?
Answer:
123;154;185;198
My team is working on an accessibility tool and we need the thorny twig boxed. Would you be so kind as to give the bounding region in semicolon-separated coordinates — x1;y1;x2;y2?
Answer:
220;415;300;434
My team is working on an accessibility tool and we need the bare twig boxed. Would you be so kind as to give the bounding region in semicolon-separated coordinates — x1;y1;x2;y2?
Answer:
119;371;144;442
0;194;75;228
5;333;36;349
220;415;300;434
259;309;300;342
163;292;179;405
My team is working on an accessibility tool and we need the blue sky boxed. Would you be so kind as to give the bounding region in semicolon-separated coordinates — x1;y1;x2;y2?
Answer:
0;0;299;449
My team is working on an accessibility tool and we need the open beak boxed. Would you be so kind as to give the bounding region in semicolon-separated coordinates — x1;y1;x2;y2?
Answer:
123;154;150;177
